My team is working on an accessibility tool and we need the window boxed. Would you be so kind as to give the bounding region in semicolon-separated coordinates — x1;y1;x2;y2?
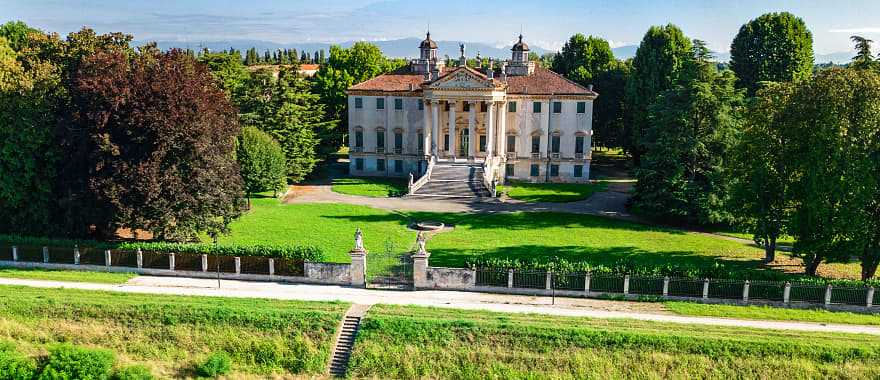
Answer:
394;131;403;153
533;102;542;113
443;134;449;151
394;160;403;173
530;164;540;177
505;164;514;177
463;102;470;112
506;135;516;153
551;134;560;154
354;130;363;148
531;135;541;153
394;98;403;110
574;165;584;178
354;97;363;109
355;158;364;171
417;132;424;152
377;159;386;171
577;102;586;114
480;102;488;112
376;130;385;149
552;101;562;113
575;136;585;154
418;101;424;111
479;135;487;152
550;164;559;177
508;102;517;112
376;98;385;109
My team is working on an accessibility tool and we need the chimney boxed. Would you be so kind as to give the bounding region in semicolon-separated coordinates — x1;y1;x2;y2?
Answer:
588;84;594;92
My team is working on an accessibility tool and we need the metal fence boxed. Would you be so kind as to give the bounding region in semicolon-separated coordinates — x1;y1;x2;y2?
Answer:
553;272;586;291
513;270;546;289
629;276;664;295
748;280;785;301
78;247;105;266
591;274;625;293
475;268;508;287
274;258;305;277
174;253;202;272
240;256;271;275
111;250;139;268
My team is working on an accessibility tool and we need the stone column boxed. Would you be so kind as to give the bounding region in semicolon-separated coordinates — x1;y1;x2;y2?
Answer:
42;246;48;263
499;101;508;159
268;258;275;277
431;100;440;156
486;102;495;159
169;253;175;271
104;249;112;267
349;249;367;287
73;245;80;265
412;251;430;289
136;248;143;268
234;257;241;275
468;101;477;159
448;101;456;158
422;100;431;157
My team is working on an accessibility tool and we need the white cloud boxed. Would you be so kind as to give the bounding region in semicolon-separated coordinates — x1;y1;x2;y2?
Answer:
829;27;880;34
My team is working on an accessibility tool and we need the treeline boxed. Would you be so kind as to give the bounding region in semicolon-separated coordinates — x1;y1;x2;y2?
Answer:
0;21;401;242
237;47;326;66
548;12;880;280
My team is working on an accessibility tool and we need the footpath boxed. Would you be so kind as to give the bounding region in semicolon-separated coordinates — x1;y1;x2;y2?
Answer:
2;276;878;336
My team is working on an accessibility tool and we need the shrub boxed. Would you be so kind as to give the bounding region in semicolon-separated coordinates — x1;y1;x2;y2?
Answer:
0;342;37;380
113;365;154;380
38;344;115;380
197;352;231;378
116;242;324;261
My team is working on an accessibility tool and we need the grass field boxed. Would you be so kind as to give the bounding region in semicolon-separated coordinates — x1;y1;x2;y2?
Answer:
217;199;863;279
0;285;347;378
0;267;137;284
347;304;880;379
498;181;608;202
667;302;880;326
331;177;408;197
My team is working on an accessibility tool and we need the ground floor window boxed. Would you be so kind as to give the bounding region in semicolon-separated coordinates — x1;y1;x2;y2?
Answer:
355;158;364;171
550;164;559;177
505;164;514;177
574;164;583;178
530;164;539;177
394;160;403;173
377;159;385;172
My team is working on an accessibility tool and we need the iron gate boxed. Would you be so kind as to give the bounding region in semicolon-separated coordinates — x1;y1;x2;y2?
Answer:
366;238;413;288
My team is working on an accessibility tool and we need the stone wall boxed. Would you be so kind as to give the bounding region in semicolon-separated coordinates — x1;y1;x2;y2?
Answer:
305;262;352;285
424;267;475;289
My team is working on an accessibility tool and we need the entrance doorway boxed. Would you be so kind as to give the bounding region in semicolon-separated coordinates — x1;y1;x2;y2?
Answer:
458;129;469;157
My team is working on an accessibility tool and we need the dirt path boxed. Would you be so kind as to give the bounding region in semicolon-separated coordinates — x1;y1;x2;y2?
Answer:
3;276;878;336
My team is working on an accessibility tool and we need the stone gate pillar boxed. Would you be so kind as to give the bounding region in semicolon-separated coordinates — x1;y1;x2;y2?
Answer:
348;228;367;287
412;232;430;289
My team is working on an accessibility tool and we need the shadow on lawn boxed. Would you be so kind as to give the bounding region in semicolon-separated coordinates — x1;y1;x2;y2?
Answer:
323;211;688;235
429;245;763;270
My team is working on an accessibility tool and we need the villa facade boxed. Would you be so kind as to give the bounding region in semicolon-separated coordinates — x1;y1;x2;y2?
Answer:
345;33;597;184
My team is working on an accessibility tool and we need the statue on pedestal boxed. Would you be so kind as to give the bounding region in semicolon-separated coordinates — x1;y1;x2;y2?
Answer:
416;231;427;255
354;228;364;251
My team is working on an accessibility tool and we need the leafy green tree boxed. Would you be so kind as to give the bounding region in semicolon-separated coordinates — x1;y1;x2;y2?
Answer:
551;34;614;84
592;59;631;149
237;126;287;205
631;40;744;225
0;35;62;235
727;82;796;262
198;51;250;97
625;24;693;166
239;68;333;181
65;47;244;240
730;12;813;95
0;21;40;51
851;35;875;70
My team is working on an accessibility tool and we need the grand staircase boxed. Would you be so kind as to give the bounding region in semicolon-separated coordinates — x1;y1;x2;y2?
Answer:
409;161;493;199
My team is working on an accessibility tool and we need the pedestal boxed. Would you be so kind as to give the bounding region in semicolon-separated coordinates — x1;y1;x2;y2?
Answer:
349;249;367;287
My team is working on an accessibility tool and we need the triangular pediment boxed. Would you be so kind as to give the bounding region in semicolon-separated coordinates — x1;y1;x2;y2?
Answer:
430;68;493;89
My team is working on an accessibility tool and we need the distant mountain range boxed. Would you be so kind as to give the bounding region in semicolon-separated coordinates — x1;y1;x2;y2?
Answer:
140;38;856;65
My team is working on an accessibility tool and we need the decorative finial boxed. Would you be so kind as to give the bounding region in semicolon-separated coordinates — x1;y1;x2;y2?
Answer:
519;34;523;43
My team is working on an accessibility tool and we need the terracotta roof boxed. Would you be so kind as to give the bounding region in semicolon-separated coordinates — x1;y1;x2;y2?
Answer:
347;66;429;92
347;65;596;97
299;64;320;71
505;67;596;96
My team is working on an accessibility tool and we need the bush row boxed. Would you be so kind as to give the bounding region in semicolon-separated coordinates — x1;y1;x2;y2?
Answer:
0;235;324;262
466;257;880;288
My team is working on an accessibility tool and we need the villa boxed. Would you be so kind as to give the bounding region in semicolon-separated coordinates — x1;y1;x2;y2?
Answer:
346;33;597;198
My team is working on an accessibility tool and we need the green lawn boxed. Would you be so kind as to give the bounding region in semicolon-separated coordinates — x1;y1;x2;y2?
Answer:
347;304;880;379
331;177;408;197
713;230;796;245
217;199;864;279
0;267;137;284
498;180;608;202
0;285;347;378
667;301;880;326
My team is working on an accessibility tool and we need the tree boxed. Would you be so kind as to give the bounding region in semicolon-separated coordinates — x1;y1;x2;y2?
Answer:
238;68;333;181
592;59;631;149
727;83;796;263
631;40;744;225
198;51;250;98
551;34;614;85
64;47;244;240
625;25;693;166
851;35;875;70
0;21;40;52
730;12;813;95
0;35;62;235
236;126;286;206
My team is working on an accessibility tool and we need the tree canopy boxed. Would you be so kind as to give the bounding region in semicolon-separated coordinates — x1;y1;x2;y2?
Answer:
551;34;614;84
851;35;876;70
729;12;814;95
237;126;287;202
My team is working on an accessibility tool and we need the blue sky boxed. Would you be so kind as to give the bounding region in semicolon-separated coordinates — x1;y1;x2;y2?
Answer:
2;0;879;54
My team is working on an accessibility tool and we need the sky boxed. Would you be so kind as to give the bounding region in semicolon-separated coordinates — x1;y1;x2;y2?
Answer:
2;0;879;54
